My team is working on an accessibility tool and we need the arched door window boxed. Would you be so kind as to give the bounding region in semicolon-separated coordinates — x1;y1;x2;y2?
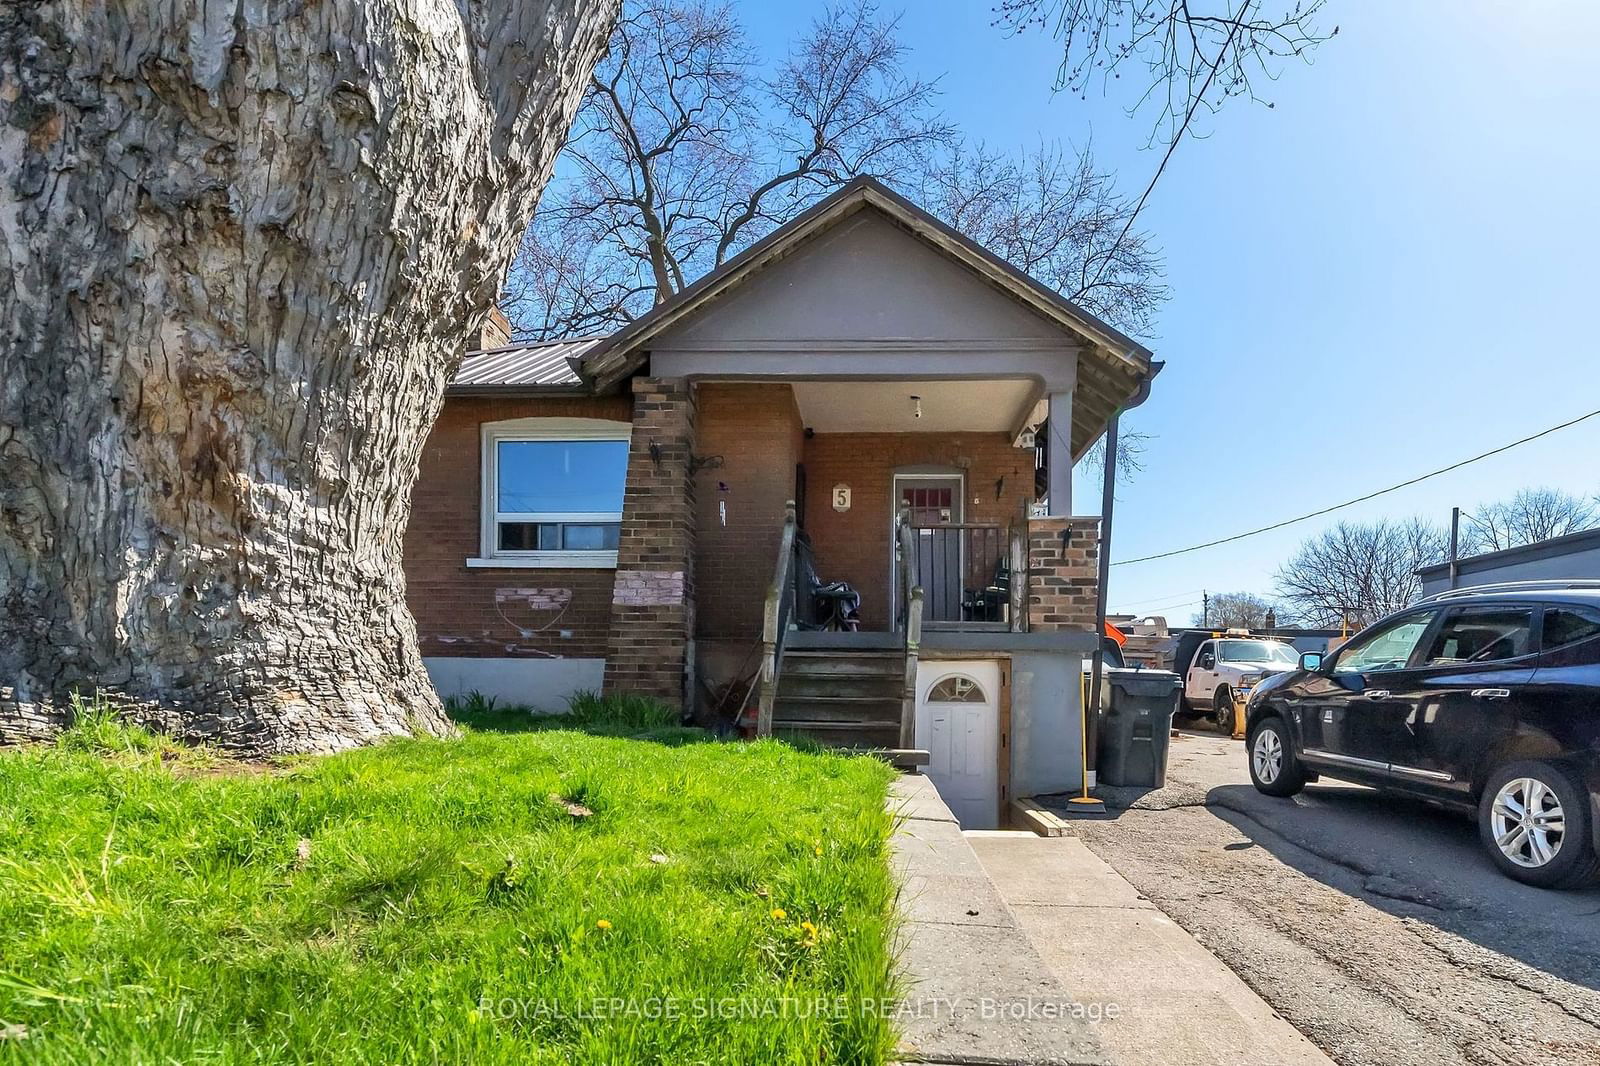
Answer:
927;675;987;703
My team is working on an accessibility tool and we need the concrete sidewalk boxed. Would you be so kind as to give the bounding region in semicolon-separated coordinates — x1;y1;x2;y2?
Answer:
890;774;1332;1066
968;831;1332;1066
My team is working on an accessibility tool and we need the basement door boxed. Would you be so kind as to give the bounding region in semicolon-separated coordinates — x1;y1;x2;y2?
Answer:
915;660;1001;829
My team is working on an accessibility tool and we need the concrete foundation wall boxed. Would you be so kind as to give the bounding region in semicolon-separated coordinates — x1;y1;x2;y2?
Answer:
422;656;605;712
1008;650;1087;798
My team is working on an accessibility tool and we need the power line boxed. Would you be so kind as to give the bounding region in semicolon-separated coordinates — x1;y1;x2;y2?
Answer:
1113;406;1600;567
1112;597;1203;616
1110;587;1206;609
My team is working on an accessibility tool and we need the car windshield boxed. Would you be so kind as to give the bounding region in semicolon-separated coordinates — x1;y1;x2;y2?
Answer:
1219;640;1297;664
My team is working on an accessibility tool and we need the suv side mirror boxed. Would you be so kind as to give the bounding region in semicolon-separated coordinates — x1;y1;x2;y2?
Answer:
1299;651;1324;672
1199;653;1215;669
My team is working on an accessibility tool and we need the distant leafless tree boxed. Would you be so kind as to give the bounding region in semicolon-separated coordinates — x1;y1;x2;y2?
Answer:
1193;591;1277;629
1463;487;1599;554
1275;518;1447;629
507;0;1168;342
506;0;951;338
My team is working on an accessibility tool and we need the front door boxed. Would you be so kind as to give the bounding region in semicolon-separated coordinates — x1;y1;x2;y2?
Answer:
896;476;963;621
916;660;1001;828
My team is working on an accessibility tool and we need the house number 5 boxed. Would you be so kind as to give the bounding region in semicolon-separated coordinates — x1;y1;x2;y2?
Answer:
832;484;851;512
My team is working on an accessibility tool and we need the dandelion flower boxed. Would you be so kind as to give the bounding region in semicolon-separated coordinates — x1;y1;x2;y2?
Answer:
770;907;787;920
801;920;818;938
596;919;612;930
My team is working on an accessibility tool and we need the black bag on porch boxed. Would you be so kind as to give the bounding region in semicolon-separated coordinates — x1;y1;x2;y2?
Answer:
794;531;861;632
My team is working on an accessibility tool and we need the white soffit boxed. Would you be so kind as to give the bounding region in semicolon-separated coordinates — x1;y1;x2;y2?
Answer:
791;379;1037;434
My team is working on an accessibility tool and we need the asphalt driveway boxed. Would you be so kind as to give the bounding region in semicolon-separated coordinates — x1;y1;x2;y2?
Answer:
1046;730;1600;1066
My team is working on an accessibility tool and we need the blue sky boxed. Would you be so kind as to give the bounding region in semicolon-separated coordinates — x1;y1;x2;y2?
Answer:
739;1;1600;621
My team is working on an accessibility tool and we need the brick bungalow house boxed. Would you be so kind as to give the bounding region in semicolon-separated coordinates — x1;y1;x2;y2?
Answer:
403;178;1159;827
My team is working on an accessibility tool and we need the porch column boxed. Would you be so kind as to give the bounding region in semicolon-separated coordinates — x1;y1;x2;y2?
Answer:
604;378;697;708
1046;388;1073;516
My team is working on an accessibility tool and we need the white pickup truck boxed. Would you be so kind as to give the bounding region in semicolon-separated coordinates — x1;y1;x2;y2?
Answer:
1183;635;1300;732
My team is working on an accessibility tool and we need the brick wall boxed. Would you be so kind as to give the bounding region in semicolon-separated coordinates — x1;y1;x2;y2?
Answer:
404;394;631;660
693;384;804;642
604;378;697;705
1026;516;1102;631
800;432;1036;631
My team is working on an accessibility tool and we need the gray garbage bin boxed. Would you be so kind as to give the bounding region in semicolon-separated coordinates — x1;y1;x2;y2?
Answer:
1096;667;1182;788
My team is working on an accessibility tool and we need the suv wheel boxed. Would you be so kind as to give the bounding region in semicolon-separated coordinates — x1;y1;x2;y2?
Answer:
1247;716;1305;797
1478;760;1600;889
1212;687;1235;734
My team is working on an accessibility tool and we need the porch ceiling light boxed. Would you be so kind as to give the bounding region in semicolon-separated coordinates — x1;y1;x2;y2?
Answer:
910;394;922;419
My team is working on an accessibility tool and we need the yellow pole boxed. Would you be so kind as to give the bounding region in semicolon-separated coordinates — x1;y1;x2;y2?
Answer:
1067;671;1102;809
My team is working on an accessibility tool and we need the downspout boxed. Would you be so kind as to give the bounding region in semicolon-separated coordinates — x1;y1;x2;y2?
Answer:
1085;359;1164;778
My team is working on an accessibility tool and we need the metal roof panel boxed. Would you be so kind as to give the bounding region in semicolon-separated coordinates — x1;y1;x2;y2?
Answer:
449;336;608;390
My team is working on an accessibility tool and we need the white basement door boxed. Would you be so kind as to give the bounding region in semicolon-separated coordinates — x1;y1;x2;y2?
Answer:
915;660;1001;829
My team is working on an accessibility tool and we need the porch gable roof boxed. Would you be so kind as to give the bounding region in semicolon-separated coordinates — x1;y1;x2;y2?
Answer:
578;177;1156;452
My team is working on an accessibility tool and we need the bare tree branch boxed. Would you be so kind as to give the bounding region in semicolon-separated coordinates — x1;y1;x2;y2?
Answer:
994;0;1334;298
505;0;953;340
918;139;1167;337
995;0;1335;150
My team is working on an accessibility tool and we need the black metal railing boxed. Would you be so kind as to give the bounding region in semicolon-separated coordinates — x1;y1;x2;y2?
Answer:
907;523;1012;625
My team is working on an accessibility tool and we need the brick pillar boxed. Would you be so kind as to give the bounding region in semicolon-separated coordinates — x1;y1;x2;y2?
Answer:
1026;516;1101;631
604;378;697;706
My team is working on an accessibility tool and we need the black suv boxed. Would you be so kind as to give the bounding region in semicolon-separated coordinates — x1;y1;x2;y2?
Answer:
1245;582;1600;889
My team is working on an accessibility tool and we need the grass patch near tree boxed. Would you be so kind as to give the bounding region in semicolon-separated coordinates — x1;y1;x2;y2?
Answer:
0;696;900;1064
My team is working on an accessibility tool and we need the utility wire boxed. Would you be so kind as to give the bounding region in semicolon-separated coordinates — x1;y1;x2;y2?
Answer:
1111;588;1205;609
1074;4;1251;301
1113;406;1600;567
1112;597;1203;616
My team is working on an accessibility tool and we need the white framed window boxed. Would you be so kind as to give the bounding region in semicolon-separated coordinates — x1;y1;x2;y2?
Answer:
468;417;632;569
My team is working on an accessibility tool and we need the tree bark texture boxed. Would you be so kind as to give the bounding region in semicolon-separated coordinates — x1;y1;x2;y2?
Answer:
0;0;618;753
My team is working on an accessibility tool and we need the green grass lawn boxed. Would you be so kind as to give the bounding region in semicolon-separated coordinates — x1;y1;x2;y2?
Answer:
0;698;900;1064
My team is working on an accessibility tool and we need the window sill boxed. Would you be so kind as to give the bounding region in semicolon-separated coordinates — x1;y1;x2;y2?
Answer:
465;553;618;570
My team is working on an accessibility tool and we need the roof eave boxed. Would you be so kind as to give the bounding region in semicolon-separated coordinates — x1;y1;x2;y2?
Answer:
444;383;592;398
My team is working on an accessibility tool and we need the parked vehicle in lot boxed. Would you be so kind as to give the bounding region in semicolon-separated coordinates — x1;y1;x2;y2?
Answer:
1244;582;1600;889
1179;632;1300;733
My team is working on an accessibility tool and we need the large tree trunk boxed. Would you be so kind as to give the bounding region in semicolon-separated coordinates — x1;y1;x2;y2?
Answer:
0;0;618;753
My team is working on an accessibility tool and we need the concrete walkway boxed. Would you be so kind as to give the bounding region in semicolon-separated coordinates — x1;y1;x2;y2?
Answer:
890;774;1107;1065
890;774;1332;1066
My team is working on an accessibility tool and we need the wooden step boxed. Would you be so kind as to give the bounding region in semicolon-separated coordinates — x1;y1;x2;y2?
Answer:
771;720;902;750
771;717;902;731
776;674;903;701
784;646;908;672
773;695;902;723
